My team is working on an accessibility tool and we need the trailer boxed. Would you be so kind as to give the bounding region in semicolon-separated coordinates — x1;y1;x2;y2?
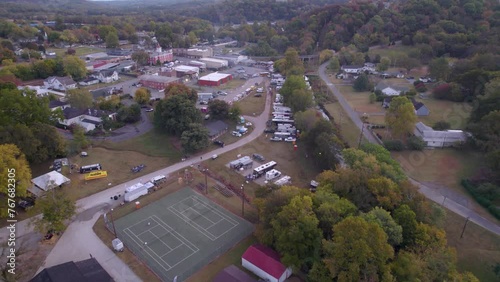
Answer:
274;175;291;186
80;163;102;174
229;156;251;169
124;182;154;202
253;161;277;177
274;132;291;137
265;169;281;181
272;118;294;124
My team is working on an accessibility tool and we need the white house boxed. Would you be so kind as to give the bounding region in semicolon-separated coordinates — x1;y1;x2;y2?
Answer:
414;122;468;147
374;81;409;96
242;244;292;282
44;76;77;91
60;107;116;132
341;65;364;74
93;70;119;83
17;85;66;98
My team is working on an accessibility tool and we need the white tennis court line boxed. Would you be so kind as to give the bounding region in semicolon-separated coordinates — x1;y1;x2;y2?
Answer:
123;217;173;272
123;216;199;273
168;196;239;241
181;206;216;224
152;215;201;270
192;196;240;226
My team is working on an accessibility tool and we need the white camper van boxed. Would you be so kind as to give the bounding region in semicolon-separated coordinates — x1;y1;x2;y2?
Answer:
265;169;281;181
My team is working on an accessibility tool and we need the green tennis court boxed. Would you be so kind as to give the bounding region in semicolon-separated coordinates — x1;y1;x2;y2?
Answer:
114;187;254;281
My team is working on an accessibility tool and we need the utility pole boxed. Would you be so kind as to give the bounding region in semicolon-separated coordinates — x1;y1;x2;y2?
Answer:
204;169;208;195
358;113;369;148
109;208;117;238
241;184;245;217
460;217;470;239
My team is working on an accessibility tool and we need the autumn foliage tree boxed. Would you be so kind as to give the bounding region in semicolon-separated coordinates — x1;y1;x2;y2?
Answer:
0;144;31;215
385;96;417;141
134;87;151;105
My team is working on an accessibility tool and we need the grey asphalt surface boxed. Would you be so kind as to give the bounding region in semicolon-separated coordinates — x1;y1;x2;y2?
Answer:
0;85;272;281
318;62;500;235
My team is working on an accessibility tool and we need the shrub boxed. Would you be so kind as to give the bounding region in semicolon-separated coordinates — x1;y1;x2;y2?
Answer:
462;180;500;220
407;136;426;150
432;121;451;130
369;93;376;104
383;140;404;151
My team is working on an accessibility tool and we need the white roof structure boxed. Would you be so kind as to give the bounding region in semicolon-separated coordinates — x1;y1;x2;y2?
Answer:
93;63;120;71
174;65;200;73
31;171;70;191
414;122;468;147
199;72;231;82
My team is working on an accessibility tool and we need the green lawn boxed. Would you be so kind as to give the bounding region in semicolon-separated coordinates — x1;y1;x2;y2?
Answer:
94;130;183;159
415;96;472;129
324;102;363;148
46;46;105;57
235;89;267;116
367;45;418;60
444;210;500;281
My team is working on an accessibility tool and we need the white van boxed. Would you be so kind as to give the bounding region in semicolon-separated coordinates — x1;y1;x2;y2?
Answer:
151;175;166;185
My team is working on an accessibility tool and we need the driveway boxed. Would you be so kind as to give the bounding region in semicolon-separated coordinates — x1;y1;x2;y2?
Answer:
0;87;272;281
318;62;500;235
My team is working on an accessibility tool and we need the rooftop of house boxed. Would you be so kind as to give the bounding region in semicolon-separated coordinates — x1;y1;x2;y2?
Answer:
90;87;113;100
45;76;76;85
30;258;112;282
199;72;232;82
63;107;113;120
49;100;69;109
342;65;364;69
375;81;409;92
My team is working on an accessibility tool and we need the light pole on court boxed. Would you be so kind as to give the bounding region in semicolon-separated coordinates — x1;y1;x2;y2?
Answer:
109;208;117;238
204;169;208;195
241;184;245;217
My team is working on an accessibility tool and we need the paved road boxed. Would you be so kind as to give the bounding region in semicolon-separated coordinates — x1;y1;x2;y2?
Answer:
0;87;272;281
318;63;378;144
318;62;500;236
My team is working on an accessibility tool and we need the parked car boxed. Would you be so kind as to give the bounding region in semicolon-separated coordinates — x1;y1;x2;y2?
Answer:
231;131;242;137
284;137;297;142
18;197;35;211
264;128;275;133
252;153;265;162
270;136;283;141
213;140;225;147
145;108;154;112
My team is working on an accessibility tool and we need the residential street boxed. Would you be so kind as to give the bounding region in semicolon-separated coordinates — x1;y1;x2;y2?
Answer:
318;62;500;236
0;88;272;281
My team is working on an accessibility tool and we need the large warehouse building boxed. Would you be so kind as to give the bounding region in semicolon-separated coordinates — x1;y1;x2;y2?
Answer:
199;58;229;70
139;75;180;90
198;72;232;86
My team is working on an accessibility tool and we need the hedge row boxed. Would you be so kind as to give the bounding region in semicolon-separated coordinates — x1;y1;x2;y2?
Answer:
461;179;500;220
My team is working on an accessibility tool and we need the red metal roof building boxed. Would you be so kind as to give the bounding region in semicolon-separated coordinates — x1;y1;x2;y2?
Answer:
241;244;292;282
198;72;232;87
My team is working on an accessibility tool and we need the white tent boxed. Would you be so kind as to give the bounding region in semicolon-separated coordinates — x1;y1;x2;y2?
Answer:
29;171;71;196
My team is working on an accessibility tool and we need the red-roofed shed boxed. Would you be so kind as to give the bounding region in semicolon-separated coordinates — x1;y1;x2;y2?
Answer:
241;244;292;282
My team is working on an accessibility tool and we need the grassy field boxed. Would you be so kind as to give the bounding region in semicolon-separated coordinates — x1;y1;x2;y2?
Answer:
367;45;417;61
337;85;383;114
444;210;500;281
392;148;498;222
414;96;472;129
46;46;105;57
324;102;363;148
94;130;183;159
235;90;267;116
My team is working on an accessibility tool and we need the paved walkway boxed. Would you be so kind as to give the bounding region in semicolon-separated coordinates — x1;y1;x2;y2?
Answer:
0;85;273;281
318;62;500;236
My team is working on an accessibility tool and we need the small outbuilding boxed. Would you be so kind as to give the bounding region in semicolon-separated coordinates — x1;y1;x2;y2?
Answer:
241;244;292;282
198;72;232;87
